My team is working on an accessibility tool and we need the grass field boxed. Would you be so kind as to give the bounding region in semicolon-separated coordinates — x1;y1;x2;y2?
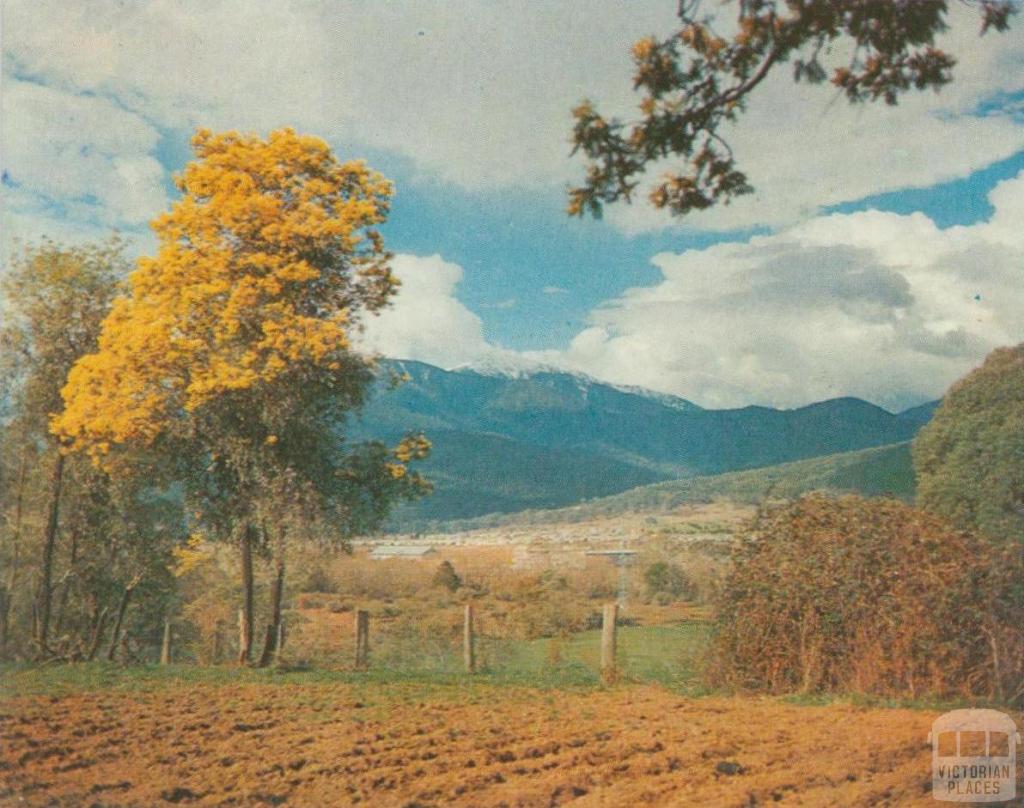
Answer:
0;623;713;699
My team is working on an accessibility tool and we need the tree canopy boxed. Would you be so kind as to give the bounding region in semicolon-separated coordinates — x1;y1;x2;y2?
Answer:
913;343;1024;544
52;128;430;663
568;0;1015;219
53;128;429;533
54;128;397;451
0;240;126;435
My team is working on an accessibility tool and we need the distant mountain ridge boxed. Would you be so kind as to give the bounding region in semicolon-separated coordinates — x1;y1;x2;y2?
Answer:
423;442;917;534
348;359;936;527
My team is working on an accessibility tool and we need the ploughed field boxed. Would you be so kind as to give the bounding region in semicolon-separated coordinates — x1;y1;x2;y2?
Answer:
1;678;940;807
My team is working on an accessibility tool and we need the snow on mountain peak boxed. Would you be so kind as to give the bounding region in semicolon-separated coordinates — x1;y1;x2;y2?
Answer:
448;357;701;411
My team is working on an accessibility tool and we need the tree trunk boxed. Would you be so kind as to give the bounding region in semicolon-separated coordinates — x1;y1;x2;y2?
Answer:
106;584;133;662
54;529;79;636
35;451;65;652
85;606;109;661
257;555;285;668
0;589;8;657
1;452;28;652
211;623;223;665
237;524;255;665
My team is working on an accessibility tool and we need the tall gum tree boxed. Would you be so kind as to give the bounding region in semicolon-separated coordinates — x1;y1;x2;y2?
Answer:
54;129;430;664
0;241;125;655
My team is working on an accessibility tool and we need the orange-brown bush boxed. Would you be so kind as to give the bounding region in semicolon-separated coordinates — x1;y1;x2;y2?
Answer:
708;495;1024;703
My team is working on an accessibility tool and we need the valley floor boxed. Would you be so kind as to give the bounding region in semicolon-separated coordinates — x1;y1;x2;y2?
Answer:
1;673;945;807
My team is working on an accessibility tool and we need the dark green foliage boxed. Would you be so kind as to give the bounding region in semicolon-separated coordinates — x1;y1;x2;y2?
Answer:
431;561;461;593
301;565;338;595
643;562;695;601
913;344;1024;545
430;442;916;533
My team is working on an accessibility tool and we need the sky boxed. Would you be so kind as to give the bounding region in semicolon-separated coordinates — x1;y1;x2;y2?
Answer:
3;1;1024;411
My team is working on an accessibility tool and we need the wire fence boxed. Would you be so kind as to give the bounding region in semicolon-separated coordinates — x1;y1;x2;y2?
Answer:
162;599;713;691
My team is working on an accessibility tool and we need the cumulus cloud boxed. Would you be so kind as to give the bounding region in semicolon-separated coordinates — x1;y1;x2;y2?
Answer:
557;173;1024;408
3;0;1022;234
358;254;521;369
374;173;1024;410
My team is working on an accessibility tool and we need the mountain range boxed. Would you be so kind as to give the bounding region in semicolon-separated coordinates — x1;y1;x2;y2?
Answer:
349;359;937;529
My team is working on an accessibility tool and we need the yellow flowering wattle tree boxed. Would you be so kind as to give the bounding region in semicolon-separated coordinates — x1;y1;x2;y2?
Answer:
54;128;430;665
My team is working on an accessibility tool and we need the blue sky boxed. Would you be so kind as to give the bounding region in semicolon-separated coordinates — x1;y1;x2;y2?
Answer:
4;1;1024;409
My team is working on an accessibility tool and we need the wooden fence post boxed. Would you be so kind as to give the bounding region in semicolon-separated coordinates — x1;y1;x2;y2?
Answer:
160;618;172;665
464;602;476;674
601;603;618;682
354;610;369;670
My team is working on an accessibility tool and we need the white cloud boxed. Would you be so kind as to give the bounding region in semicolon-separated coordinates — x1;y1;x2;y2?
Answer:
1;1;674;189
372;172;1024;410
358;254;521;369
1;79;169;251
607;3;1024;233
4;0;1021;233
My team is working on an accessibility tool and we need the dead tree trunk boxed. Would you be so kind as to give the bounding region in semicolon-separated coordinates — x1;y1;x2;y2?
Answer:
237;524;255;665
35;451;65;652
106;583;135;662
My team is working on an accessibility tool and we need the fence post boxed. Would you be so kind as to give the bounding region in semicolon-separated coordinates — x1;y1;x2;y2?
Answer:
601;603;618;682
464;602;476;674
160;618;172;665
354;609;369;670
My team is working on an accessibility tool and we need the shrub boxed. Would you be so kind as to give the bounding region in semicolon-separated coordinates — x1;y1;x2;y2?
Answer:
432;560;462;593
302;564;338;594
708;494;1023;702
643;561;696;601
295;593;327;610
